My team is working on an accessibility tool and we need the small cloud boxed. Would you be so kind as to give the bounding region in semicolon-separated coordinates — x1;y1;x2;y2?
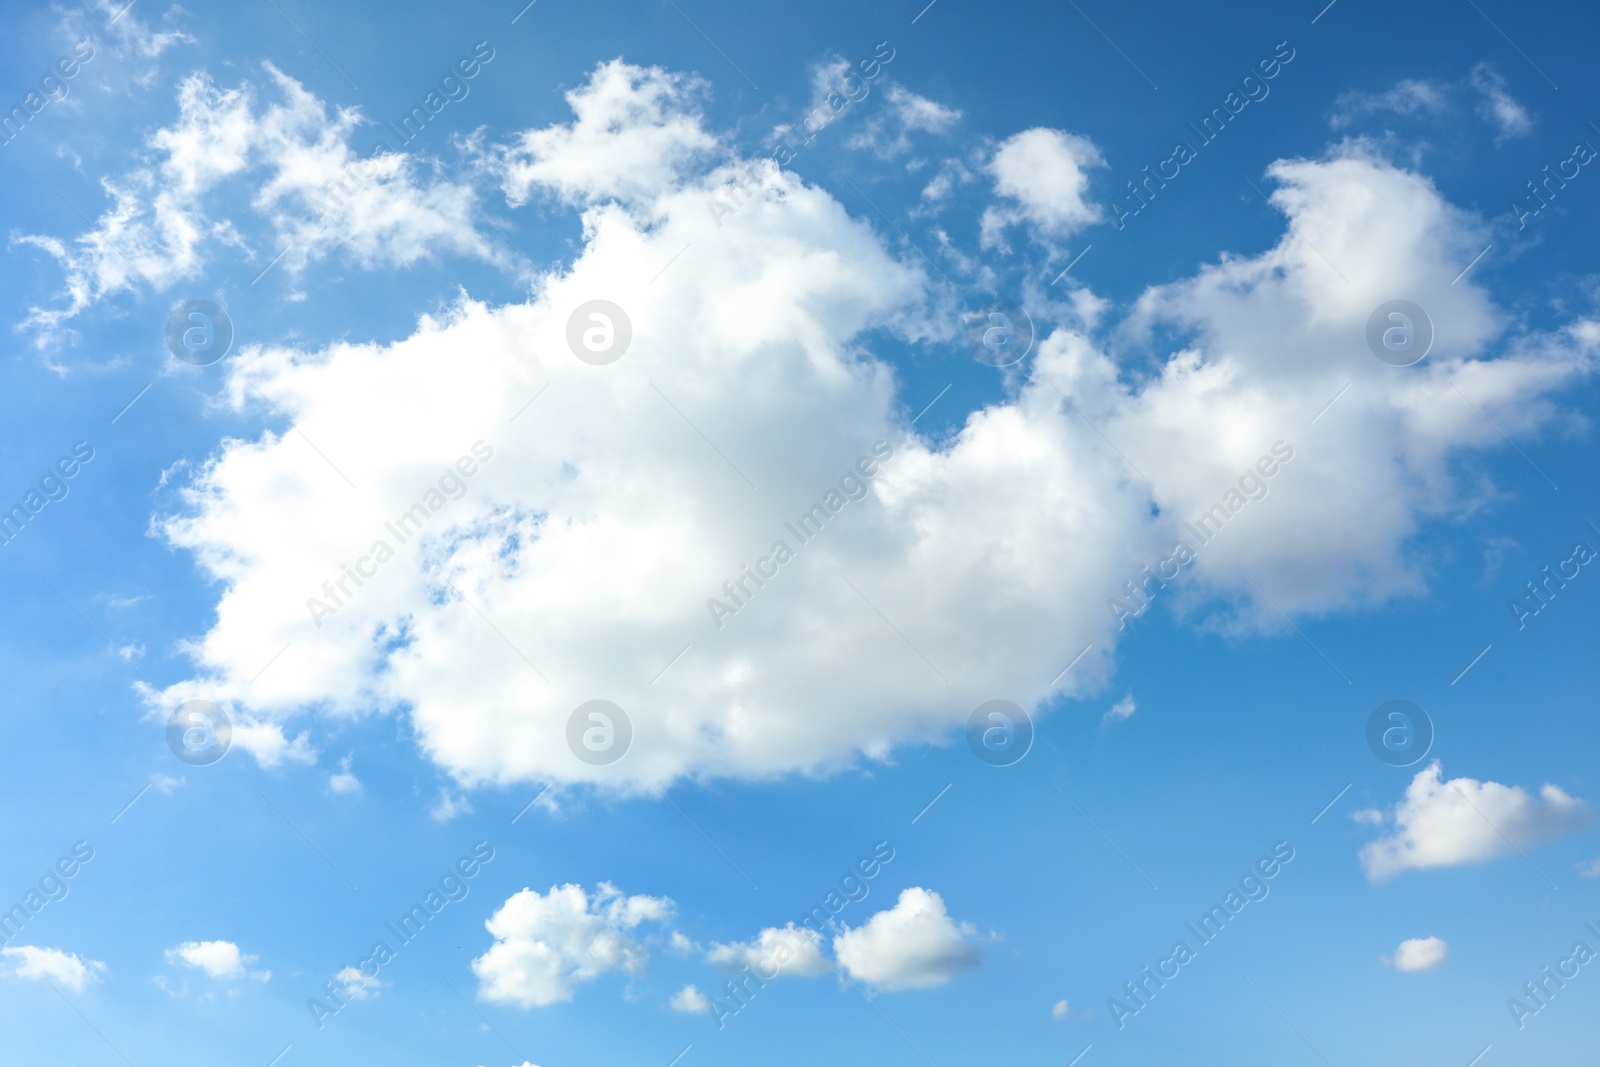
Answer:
166;940;269;981
1051;998;1070;1019
1387;936;1448;972
334;965;381;999
1469;63;1532;142
981;127;1104;249
707;924;831;978
1351;808;1383;826
151;772;184;794
1103;693;1136;725
431;788;472;822
668;931;699;954
1329;80;1448;130
833;887;980;991
3;946;106;992
669;984;710;1013
328;755;362;795
1577;858;1600;879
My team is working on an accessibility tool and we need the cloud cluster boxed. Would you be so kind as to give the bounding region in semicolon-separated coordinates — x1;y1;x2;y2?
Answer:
472;883;673;1007
129;59;1599;790
1359;762;1590;881
19;62;492;342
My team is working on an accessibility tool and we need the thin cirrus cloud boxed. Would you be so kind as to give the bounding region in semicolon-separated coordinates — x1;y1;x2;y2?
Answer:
1358;762;1591;881
83;57;1591;790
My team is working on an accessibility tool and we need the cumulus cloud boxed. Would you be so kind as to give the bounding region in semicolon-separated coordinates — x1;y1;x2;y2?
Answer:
472;883;672;1007
1360;763;1590;881
18;63;494;343
1051;998;1070;1019
165;939;269;981
1387;936;1449;972
3;946;105;991
669;984;710;1013
706;923;831;977
1469;63;1533;142
981;127;1104;245
833;887;979;990
143;62;1599;791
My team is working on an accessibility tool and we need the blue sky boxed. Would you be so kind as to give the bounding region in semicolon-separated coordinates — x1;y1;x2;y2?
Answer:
2;0;1600;1064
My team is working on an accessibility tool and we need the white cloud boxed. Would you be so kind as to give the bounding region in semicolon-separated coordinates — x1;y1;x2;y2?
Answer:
228;717;315;768
472;883;673;1007
143;63;1600;791
1577;858;1600;878
1469;63;1533;142
1103;693;1135;725
431;788;473;822
1051;998;1070;1019
3;946;105;991
1360;762;1590;881
494;59;716;208
19;63;494;344
1329;80;1448;130
848;83;961;157
1388;936;1449;972
706;923;831;977
833;887;979;991
669;984;710;1013
165;939;269;981
334;964;382;999
981;127;1104;246
328;755;362;794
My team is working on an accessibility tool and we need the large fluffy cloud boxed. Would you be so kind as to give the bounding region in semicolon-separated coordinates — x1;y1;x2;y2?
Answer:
146;60;1598;787
1359;762;1590;881
472;883;673;1007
